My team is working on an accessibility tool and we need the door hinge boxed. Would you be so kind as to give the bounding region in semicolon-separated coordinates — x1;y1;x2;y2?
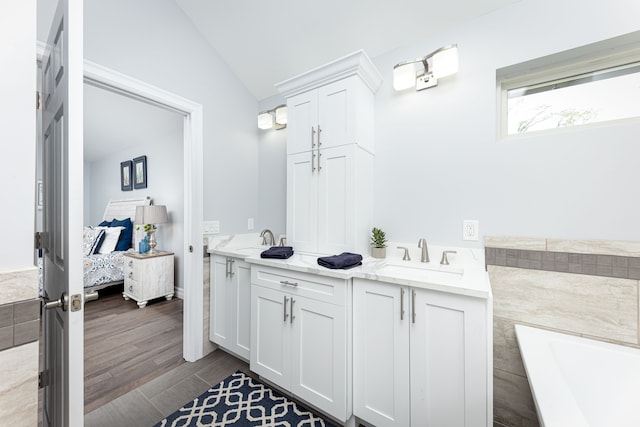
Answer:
39;370;49;389
35;232;43;250
36;91;42;110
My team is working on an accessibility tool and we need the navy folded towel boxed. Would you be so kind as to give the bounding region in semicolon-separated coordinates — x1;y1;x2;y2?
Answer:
317;252;363;269
260;246;294;259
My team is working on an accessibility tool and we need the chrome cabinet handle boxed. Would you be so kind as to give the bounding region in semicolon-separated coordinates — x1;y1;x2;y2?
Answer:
411;290;416;324
228;258;235;277
129;285;133;292
312;151;316;172
128;272;133;279
400;288;405;320
311;126;316;148
128;261;133;267
283;296;289;322
317;125;322;146
280;280;298;287
290;298;295;324
225;258;229;277
317;150;322;172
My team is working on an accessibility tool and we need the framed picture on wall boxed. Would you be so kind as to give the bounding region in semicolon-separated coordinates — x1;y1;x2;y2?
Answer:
133;155;147;189
121;160;133;191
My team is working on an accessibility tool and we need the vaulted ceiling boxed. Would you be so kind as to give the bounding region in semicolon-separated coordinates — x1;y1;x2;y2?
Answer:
175;0;518;100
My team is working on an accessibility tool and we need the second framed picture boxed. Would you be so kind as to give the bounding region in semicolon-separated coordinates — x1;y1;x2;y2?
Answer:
133;155;147;189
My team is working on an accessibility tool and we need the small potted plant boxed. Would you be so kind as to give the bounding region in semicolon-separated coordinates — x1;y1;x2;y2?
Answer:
371;227;387;259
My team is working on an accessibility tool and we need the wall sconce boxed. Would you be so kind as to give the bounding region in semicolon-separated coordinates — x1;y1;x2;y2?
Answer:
258;104;287;130
393;44;458;91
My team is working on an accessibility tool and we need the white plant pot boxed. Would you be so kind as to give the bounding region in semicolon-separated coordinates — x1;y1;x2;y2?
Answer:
371;247;386;259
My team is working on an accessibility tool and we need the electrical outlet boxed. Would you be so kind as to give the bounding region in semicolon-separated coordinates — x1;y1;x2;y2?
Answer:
247;218;254;230
204;220;220;234
462;220;479;241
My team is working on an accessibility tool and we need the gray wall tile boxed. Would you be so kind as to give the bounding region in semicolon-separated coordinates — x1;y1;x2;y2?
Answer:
14;320;39;346
0;304;13;328
14;300;40;324
0;325;13;351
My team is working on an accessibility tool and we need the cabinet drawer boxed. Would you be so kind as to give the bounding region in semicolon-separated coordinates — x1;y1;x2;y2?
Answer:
124;258;138;280
124;277;141;299
251;265;347;306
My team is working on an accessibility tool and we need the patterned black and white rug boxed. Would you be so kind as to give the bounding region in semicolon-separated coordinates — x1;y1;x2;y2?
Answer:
153;371;335;426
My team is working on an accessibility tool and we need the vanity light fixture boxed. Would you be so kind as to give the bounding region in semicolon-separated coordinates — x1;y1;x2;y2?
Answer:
257;104;287;130
393;44;458;92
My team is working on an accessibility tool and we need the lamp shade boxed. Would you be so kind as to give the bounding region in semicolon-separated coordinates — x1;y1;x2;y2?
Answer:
393;62;417;91
432;46;459;79
135;205;168;225
258;111;273;129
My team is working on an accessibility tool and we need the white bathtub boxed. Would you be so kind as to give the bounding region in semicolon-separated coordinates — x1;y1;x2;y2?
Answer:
515;325;640;427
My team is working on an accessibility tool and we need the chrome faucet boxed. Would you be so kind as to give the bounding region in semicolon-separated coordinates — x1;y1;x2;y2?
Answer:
418;238;429;263
260;229;276;246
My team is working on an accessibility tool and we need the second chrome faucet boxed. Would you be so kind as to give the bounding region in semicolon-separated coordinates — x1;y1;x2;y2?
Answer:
418;238;429;263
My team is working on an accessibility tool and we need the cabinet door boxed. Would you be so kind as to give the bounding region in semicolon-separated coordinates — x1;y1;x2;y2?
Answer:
231;260;251;359
410;289;488;427
318;77;356;149
287;90;318;155
290;295;347;421
353;279;410;427
317;145;354;255
287;151;319;253
250;285;292;389
210;255;231;347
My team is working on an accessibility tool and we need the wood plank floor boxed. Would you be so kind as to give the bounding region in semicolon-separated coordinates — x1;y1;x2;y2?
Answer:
84;286;185;413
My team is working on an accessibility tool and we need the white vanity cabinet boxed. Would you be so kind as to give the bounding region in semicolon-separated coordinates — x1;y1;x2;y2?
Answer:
353;278;491;427
250;265;351;422
277;50;382;256
210;255;251;360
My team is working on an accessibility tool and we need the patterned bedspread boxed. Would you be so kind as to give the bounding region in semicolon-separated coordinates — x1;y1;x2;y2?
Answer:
83;251;127;289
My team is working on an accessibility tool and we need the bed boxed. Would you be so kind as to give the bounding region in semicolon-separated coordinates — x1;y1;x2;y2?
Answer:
82;197;151;292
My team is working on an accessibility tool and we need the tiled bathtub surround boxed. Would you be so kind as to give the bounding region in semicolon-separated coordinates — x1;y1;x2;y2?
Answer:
485;247;640;279
486;236;640;427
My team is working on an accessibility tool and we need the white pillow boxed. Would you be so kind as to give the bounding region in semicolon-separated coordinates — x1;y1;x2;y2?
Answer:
82;226;105;256
97;226;124;254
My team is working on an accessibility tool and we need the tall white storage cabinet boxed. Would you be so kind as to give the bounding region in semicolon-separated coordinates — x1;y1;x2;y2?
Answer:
353;278;492;427
276;51;382;255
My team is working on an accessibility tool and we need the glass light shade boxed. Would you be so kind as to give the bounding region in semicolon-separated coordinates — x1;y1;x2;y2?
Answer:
393;62;417;91
258;111;273;129
135;205;168;225
432;46;459;79
275;106;287;125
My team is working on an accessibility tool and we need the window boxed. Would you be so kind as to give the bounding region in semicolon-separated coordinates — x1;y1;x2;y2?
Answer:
497;36;640;138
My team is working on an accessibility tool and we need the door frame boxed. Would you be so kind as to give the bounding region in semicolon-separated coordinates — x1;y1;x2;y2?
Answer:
83;60;205;362
38;44;206;361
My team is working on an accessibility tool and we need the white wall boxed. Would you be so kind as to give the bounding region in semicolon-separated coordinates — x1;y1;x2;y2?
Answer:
370;0;640;247
80;0;260;234
258;94;287;237
0;0;36;270
87;130;185;289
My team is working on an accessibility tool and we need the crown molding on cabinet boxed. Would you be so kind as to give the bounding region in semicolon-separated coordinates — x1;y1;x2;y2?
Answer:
275;49;383;98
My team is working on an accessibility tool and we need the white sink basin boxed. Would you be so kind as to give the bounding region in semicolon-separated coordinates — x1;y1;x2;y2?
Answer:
377;262;464;283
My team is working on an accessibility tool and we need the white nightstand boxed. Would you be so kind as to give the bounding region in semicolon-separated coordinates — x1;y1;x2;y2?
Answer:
123;251;174;308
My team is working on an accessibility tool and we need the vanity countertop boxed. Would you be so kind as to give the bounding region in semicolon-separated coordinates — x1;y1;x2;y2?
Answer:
207;234;491;299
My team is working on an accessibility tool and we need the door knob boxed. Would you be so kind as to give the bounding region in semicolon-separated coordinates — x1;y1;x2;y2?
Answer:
42;292;69;311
